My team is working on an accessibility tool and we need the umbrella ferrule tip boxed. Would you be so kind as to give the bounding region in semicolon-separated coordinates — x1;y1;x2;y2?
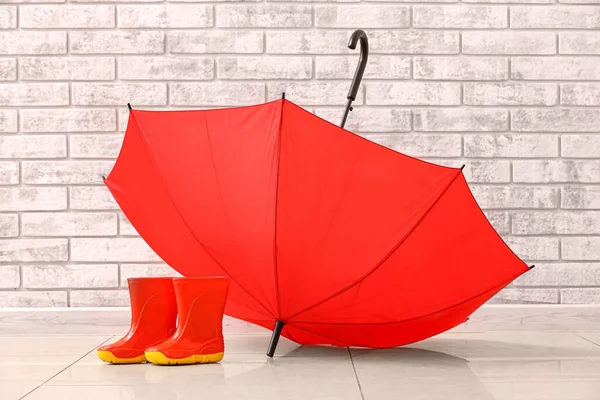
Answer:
460;164;466;171
127;103;132;110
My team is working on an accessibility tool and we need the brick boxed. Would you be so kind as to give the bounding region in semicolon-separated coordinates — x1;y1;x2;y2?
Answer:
119;214;138;236
511;6;600;28
0;59;16;81
366;82;460;106
71;238;161;262
1;187;67;211
70;31;165;54
366;134;462;157
471;186;558;209
272;0;357;2
415;57;507;80
23;161;113;184
170;31;262;54
513;160;600;183
465;0;553;3
70;186;119;210
219;57;312;80
0;32;66;55
414;108;508;132
463;31;556;54
490;288;559;304
414;5;507;28
0;110;17;133
118;4;212;28
513;211;600;235
371;31;459;54
0;135;66;158
23;264;118;289
315;108;411;132
562;289;600;304
120;264;181;287
171;83;264;106
562;135;600;158
0;162;18;185
0;266;19;289
73;0;161;2
20;57;115;81
561;83;600;106
267;31;353;55
119;57;213;80
2;0;65;2
22;212;117;237
0;214;18;238
512;57;600;80
268;82;362;106
515;263;600;287
562;187;600;209
562;237;600;260
463;161;511;183
0;292;67;308
0;239;68;262
506;237;559;260
20;5;115;28
73;83;167;106
485;211;510;234
118;108;130;131
464;83;557;106
0;83;68;106
21;109;116;132
217;5;312;28
513;109;600;133
70;290;129;307
315;5;409;28
0;6;17;28
316;56;410;80
560;32;600;55
464;134;558;157
70;134;123;159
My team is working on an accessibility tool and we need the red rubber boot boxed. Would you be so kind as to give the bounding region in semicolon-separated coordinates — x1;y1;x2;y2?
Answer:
145;277;230;365
97;277;177;364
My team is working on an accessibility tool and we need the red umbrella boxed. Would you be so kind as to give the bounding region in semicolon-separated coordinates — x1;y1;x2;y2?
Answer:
104;96;531;354
105;31;532;357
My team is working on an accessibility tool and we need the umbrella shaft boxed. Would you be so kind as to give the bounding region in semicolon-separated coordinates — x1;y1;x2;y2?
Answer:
267;320;285;357
340;99;353;128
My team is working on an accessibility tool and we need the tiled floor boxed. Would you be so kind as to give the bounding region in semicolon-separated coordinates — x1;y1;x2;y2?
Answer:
4;330;600;399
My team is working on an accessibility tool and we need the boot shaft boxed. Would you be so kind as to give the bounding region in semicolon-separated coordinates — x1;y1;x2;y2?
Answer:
127;277;177;331
172;277;230;345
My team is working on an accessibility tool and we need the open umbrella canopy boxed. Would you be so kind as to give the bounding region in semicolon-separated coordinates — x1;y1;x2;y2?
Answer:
105;98;531;356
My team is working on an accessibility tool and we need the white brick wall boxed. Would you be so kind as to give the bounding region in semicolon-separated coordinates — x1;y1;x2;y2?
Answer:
0;0;599;307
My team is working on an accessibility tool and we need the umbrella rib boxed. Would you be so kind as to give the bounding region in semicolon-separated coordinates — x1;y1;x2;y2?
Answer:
127;111;274;319
290;266;529;327
286;168;465;322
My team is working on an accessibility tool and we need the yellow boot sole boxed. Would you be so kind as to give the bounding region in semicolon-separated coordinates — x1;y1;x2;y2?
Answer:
97;350;147;364
145;351;224;365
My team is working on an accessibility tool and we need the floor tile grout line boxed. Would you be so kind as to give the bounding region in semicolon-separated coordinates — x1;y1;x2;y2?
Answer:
576;333;600;348
18;336;114;400
348;347;366;400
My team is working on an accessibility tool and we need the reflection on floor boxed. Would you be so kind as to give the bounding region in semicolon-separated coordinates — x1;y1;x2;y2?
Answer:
2;328;600;400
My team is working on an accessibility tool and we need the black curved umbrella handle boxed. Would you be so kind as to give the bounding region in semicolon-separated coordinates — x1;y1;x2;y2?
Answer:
341;30;369;128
